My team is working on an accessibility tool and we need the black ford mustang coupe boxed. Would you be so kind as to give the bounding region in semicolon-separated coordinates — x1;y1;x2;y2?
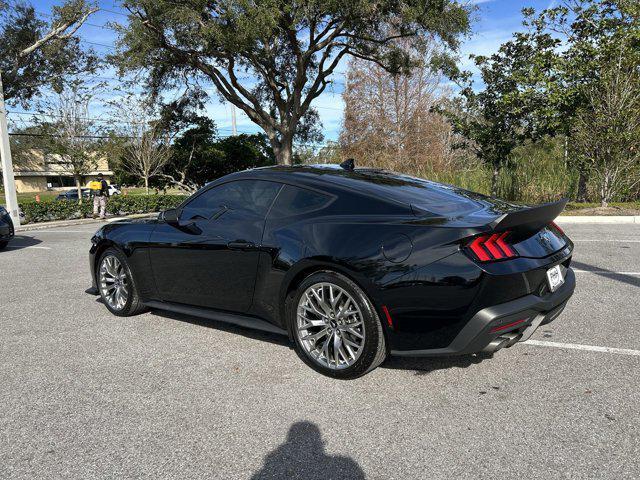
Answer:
89;164;575;378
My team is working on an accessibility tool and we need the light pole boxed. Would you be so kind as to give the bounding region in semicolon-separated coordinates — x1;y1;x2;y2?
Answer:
230;103;238;136
0;71;20;227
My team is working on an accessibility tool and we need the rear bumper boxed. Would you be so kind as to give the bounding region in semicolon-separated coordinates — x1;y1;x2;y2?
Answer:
390;267;575;357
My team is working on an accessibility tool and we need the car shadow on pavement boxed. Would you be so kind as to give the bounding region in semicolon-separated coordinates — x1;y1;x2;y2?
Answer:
95;297;496;376
146;308;293;348
250;421;365;480
1;235;43;251
571;260;640;288
383;352;494;376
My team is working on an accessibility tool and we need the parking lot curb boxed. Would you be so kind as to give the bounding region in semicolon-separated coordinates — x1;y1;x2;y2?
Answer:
16;213;158;232
557;215;640;224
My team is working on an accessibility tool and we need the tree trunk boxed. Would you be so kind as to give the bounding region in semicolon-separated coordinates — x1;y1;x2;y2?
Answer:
271;134;294;166
600;173;610;208
75;175;83;205
576;169;588;202
490;164;500;197
144;176;149;195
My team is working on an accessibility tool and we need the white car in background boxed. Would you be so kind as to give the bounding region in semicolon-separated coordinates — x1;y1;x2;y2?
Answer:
108;184;121;196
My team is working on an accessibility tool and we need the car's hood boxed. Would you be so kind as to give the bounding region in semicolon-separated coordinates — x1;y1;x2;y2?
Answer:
109;215;161;225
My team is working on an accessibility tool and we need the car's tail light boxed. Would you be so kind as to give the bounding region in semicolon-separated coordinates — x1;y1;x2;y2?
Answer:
550;221;564;235
467;232;518;262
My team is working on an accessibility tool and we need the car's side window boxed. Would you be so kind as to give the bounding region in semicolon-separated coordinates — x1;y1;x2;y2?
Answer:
268;185;331;219
181;180;282;221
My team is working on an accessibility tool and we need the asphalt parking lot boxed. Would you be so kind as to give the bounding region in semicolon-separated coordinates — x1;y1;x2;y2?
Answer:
1;222;639;479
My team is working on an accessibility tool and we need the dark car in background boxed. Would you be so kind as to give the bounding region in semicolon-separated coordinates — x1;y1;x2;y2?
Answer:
56;188;91;201
88;164;575;378
0;206;15;250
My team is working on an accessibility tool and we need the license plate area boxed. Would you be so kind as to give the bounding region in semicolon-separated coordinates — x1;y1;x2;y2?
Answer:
546;264;564;292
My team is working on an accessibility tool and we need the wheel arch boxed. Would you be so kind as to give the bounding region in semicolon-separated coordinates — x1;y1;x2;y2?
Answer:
92;239;122;276
279;260;384;341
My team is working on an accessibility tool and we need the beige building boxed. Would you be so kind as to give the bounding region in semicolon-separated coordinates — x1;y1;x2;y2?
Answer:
9;151;114;193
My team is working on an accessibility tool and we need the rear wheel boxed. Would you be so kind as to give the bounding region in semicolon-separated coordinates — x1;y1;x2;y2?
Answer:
97;248;147;316
0;241;7;250
290;271;387;379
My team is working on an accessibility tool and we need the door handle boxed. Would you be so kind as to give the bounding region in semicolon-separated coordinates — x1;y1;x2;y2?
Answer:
227;240;256;250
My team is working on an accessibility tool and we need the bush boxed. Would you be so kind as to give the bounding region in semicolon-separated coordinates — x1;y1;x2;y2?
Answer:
21;194;187;224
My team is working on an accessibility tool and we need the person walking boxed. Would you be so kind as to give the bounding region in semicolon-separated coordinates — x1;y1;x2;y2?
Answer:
91;173;110;220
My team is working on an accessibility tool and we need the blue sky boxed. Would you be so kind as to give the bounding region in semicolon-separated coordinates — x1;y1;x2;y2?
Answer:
30;0;557;141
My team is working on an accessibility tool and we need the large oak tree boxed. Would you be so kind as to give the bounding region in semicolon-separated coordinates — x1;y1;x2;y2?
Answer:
115;0;471;165
0;0;98;106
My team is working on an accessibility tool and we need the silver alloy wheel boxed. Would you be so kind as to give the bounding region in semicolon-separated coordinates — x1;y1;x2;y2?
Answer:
99;255;129;311
296;282;365;370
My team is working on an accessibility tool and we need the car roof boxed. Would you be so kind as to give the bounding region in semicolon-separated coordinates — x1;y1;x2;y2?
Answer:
228;164;499;217
230;164;400;189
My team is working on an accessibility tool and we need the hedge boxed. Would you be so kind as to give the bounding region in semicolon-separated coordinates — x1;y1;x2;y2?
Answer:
21;194;187;224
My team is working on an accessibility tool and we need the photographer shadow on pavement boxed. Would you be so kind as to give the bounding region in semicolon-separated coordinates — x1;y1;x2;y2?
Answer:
251;421;365;480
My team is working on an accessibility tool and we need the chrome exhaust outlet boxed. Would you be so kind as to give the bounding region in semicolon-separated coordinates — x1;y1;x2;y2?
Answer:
483;336;510;353
483;332;522;353
503;332;522;348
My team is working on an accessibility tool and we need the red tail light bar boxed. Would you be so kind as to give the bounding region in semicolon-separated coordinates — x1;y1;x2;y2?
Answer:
550;221;564;235
467;231;518;262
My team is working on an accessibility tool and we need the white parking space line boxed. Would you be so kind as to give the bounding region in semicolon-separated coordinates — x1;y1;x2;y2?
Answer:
573;239;640;243
524;340;640;357
4;246;52;250
28;230;93;233
574;270;640;275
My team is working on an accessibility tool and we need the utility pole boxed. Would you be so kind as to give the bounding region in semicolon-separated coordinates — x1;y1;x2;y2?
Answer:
0;71;20;227
231;103;237;136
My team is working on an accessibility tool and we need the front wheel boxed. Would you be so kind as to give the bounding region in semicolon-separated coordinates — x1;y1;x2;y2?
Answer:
290;271;387;379
0;241;7;250
97;248;147;316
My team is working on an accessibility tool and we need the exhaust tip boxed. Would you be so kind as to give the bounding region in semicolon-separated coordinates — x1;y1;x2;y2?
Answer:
483;332;522;353
483;337;510;353
502;332;522;348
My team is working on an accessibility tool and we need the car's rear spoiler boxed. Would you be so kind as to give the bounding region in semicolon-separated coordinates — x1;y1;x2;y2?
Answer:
489;199;568;233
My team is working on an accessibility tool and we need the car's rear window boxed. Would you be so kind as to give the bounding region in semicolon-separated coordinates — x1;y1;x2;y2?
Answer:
325;170;489;216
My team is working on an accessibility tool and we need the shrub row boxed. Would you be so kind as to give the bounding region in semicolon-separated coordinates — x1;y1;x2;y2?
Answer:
21;194;187;224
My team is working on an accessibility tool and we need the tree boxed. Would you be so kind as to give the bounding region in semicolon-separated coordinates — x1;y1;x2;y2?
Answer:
158;116;219;193
115;0;471;166
519;0;640;201
108;94;172;194
160;117;275;193
572;60;640;206
446;0;640;200
37;81;101;203
340;43;460;176
160;117;276;192
0;0;98;106
444;24;561;197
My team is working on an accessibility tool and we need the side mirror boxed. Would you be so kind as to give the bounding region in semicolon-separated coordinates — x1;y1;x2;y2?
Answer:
162;208;201;234
162;208;180;226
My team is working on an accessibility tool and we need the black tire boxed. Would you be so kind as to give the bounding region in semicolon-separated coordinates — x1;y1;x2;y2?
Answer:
0;241;7;250
97;247;147;316
289;271;387;379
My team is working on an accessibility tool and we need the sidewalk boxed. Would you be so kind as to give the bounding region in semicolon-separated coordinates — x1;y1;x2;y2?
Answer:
556;215;640;224
16;213;157;232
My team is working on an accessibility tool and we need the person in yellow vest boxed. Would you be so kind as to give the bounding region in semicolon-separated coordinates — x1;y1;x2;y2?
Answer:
90;174;110;220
